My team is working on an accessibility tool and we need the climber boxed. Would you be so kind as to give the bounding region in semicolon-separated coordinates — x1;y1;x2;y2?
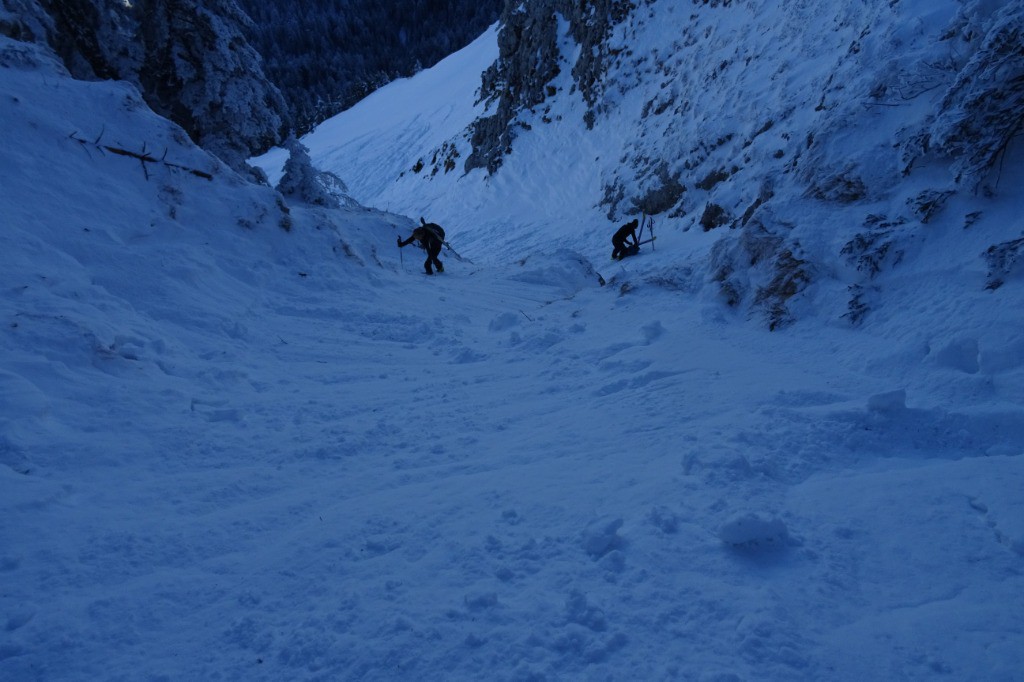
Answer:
611;218;640;260
398;217;446;274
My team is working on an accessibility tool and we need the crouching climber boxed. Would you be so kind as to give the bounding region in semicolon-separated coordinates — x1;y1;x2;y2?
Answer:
611;218;639;260
398;217;446;274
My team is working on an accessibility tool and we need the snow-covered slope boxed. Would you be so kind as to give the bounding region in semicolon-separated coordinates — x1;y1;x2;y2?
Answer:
262;0;1024;331
3;5;1024;681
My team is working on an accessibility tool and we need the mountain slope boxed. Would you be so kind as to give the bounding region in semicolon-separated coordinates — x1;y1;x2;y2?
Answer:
268;0;1024;332
3;7;1024;682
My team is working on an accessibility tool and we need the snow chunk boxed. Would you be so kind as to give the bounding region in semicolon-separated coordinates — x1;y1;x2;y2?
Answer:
488;311;521;332
641;320;665;343
598;549;626;573
867;389;907;413
647;505;679;533
719;512;788;549
464;591;499;611
581;515;623;558
564;589;607;631
509;249;604;295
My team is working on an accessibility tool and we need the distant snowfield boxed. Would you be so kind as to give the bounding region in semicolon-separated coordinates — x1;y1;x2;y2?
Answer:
4;3;1024;681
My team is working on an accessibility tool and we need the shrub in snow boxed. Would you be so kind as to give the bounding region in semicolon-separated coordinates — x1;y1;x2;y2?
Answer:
718;512;788;549
807;168;868;204
984;237;1024;291
842;284;875;327
753;249;813;331
929;2;1024;185
840;215;908;279
708;216;813;330
700;203;730;231
696;168;731;192
581;515;623;558
908;189;956;224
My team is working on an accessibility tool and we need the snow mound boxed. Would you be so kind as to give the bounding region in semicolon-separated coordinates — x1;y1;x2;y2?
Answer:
507;249;604;295
719;512;789;550
581;515;623;558
0;370;49;420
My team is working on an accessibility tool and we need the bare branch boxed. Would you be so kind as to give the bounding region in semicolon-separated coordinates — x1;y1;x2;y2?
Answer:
66;130;215;182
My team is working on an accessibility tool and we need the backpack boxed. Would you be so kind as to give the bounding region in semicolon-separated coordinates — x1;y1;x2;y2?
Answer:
421;220;445;243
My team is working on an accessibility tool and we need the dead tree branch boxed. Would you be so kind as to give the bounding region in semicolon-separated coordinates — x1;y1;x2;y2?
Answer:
68;131;214;181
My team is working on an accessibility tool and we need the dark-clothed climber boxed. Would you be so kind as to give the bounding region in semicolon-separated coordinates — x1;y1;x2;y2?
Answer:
398;218;446;274
611;218;639;260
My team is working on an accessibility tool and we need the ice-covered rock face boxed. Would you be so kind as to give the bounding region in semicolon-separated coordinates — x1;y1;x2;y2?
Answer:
461;0;1024;329
471;0;1023;203
19;0;288;171
466;0;631;173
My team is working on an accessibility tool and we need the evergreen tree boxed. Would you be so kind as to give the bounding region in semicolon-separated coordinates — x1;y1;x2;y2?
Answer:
276;137;349;208
236;0;502;134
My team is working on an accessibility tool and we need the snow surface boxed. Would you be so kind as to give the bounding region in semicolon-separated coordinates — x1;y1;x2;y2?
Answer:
4;4;1024;681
